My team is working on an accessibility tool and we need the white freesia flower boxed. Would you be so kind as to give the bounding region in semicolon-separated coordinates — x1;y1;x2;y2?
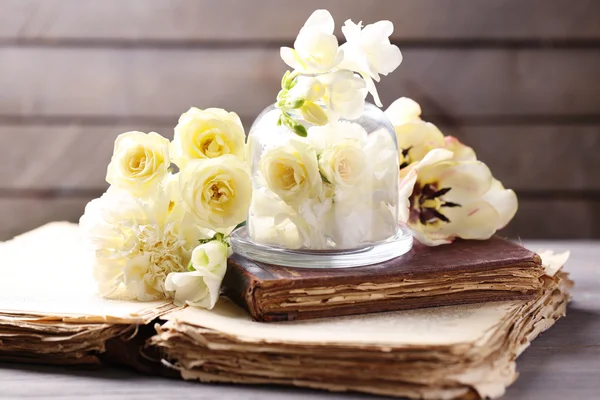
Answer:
165;240;231;309
402;149;518;246
287;76;325;103
316;70;367;120
280;9;343;74
299;101;329;126
260;139;322;205
79;186;204;301
105;131;170;197
179;155;252;231
338;19;402;106
172;107;245;168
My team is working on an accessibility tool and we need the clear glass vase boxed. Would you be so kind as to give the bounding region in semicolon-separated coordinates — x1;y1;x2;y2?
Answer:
230;102;413;268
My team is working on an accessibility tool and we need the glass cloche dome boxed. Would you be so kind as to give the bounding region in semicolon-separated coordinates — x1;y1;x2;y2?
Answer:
230;102;413;268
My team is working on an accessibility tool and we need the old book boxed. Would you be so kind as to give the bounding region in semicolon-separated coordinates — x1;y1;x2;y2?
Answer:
222;237;545;322
0;222;179;365
152;252;572;400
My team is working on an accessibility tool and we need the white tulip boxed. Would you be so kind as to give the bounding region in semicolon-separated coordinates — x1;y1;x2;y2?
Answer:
403;149;518;246
339;20;403;106
385;97;476;168
280;9;343;74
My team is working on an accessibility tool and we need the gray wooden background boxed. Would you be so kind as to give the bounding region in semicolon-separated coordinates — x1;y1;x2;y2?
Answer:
1;0;599;240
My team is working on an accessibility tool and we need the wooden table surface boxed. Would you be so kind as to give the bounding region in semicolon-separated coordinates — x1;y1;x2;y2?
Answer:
0;241;598;400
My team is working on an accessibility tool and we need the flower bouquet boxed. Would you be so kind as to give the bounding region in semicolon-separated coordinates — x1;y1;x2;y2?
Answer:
80;9;517;310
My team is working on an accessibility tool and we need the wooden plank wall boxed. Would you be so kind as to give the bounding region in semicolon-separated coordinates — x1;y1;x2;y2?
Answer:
0;0;599;240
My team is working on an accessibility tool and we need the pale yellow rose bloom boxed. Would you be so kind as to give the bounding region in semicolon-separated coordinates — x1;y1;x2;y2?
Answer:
318;140;368;188
260;139;322;205
172;107;245;168
179;155;252;230
105;131;170;197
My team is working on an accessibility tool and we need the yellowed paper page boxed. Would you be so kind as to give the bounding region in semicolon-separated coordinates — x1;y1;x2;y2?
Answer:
0;222;177;323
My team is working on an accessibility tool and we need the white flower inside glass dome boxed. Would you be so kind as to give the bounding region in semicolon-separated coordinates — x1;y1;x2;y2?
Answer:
229;9;414;268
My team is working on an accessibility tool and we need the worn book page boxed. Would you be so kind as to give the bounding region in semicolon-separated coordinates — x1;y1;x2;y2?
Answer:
0;222;177;324
164;296;518;348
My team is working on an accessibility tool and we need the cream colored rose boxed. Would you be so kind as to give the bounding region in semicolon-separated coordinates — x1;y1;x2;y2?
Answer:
318;140;367;188
179;155;252;230
260;139;322;205
172;107;245;168
105;131;170;197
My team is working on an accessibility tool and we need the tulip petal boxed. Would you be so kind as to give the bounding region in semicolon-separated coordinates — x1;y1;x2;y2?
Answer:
482;180;518;229
445;136;477;161
439;200;500;240
384;97;422;125
398;169;417;224
421;161;493;201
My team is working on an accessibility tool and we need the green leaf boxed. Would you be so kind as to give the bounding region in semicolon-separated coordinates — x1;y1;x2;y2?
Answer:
294;123;308;137
319;171;331;184
234;220;247;230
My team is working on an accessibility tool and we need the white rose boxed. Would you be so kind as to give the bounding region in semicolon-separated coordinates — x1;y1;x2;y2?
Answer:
179;155;252;230
165;240;231;309
105;131;170;197
317;70;367;120
339;20;403;106
280;9;343;74
318;140;368;189
172;107;245;168
259;139;322;205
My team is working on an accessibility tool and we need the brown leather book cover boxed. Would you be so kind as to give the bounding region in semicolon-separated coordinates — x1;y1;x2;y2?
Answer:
222;237;544;322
